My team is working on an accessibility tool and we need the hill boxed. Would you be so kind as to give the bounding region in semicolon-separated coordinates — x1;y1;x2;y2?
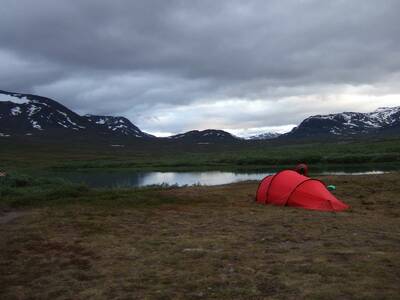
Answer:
1;89;399;142
0;90;151;139
283;107;400;138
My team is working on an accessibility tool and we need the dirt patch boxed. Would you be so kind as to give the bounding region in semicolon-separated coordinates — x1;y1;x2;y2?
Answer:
0;211;27;224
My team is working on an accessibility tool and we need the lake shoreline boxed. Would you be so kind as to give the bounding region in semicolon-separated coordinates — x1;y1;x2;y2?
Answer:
52;169;392;188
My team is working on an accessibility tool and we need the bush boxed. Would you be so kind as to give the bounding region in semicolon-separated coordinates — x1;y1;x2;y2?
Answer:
0;172;89;207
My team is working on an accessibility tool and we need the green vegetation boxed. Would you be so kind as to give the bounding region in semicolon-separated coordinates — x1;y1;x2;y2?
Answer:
1;136;400;298
1;137;400;173
1;173;400;299
0;173;186;209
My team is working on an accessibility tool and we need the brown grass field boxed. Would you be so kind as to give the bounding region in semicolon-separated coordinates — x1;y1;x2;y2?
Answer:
1;173;400;299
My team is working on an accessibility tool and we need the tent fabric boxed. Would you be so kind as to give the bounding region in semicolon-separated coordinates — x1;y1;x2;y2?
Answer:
256;170;349;211
256;175;272;204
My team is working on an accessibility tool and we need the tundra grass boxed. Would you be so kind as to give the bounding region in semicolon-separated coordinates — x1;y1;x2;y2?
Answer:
1;137;400;172
1;173;399;299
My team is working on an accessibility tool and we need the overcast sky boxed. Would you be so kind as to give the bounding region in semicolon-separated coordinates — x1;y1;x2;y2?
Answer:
1;0;400;136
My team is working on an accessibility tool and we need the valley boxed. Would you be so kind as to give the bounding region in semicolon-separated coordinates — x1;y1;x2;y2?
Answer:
1;89;399;300
1;134;400;174
2;2;400;299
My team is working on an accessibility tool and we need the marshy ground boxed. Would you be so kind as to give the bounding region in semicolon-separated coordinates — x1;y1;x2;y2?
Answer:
1;173;400;299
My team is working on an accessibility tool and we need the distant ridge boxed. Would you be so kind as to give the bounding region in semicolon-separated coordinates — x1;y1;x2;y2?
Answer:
0;90;240;143
1;89;399;142
247;132;281;140
283;106;400;138
167;129;239;143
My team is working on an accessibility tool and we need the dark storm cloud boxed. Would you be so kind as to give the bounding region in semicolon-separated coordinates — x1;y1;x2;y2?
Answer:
1;0;400;135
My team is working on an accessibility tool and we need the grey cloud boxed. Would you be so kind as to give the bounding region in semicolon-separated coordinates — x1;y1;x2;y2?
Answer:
0;0;400;134
0;50;65;91
2;0;400;82
34;72;217;119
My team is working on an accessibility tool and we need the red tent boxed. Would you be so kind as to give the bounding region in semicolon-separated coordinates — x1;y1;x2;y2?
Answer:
256;170;349;211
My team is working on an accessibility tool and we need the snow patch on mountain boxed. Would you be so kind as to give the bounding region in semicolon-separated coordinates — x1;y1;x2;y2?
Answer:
11;107;22;116
31;120;42;130
28;105;41;116
84;114;152;138
0;93;30;105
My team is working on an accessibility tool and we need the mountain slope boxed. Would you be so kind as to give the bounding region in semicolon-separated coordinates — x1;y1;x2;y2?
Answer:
0;90;93;135
284;107;400;138
84;115;154;138
2;89;399;141
168;129;239;143
0;90;151;138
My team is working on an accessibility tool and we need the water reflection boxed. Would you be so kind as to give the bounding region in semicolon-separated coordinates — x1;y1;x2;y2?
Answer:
55;170;389;188
59;171;273;188
320;171;385;176
140;171;272;187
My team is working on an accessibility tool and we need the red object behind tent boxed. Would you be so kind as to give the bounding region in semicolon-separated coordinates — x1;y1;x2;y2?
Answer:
256;170;349;211
294;163;309;176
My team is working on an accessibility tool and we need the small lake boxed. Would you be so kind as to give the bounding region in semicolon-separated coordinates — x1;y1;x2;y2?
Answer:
54;169;391;188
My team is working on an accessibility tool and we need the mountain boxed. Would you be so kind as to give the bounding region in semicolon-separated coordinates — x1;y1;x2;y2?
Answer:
168;129;239;143
0;90;240;143
284;107;400;138
0;90;93;136
84;115;154;138
2;89;399;142
0;90;151;138
247;132;281;140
